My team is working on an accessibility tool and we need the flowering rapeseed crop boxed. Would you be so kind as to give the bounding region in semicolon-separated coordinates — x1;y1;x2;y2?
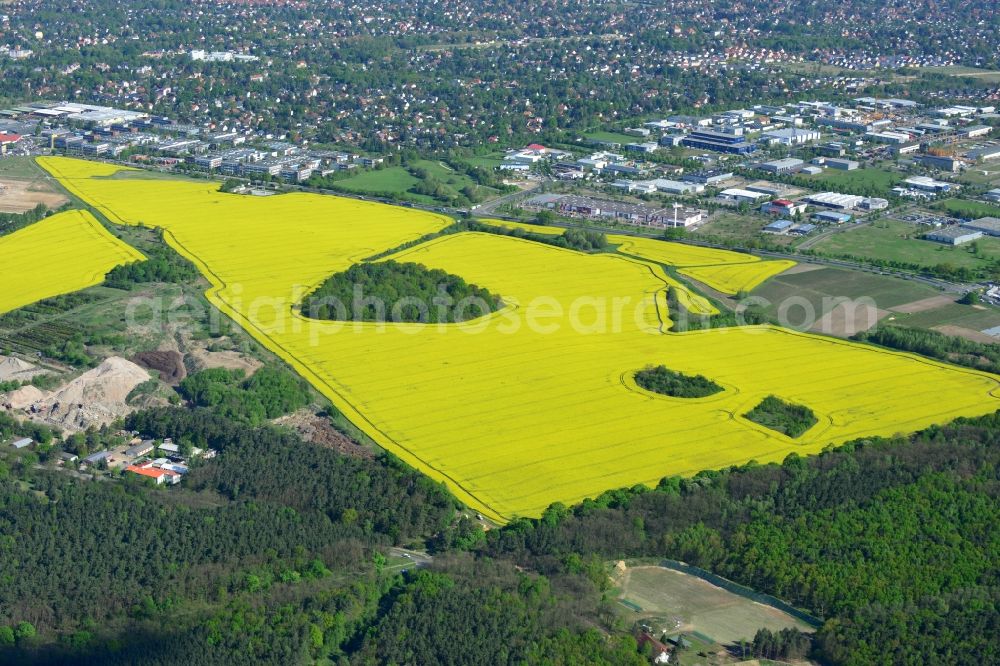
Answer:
0;208;145;316
40;158;1000;522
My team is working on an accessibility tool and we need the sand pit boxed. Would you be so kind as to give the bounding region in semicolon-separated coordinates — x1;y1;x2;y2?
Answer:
4;385;46;410
0;355;48;383
0;178;68;214
16;357;150;430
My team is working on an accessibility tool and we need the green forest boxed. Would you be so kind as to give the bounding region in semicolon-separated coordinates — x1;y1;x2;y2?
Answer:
743;395;818;438
634;365;723;398
2;398;999;663
301;260;502;323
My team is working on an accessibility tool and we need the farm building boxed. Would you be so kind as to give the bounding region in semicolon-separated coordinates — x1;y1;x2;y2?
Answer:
763;219;794;234
636;633;671;665
925;227;983;246
962;217;1000;237
814;211;853;224
985;189;1000;203
10;438;33;449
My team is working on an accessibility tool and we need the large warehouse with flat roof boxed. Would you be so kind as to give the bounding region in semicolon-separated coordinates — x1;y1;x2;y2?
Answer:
962;217;1000;237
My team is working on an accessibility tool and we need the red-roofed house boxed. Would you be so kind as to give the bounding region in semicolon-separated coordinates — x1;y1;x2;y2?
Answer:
637;633;671;664
526;143;548;152
0;133;21;155
761;198;807;216
126;464;181;485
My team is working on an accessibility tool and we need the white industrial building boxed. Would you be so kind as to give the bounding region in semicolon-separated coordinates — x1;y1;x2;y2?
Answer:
759;157;805;174
804;192;865;210
719;188;767;204
760;128;821;146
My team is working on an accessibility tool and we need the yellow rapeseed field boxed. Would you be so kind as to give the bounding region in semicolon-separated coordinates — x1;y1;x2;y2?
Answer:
480;218;794;295
479;219;717;314
0;208;145;316
679;260;798;295
40;157;1000;522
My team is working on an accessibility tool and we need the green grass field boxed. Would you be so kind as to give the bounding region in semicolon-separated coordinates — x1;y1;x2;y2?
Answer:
812;219;1000;269
584;130;643;145
800;166;899;194
466;154;505;170
933;198;1000;220
0;156;47;179
694;213;797;246
614;566;814;645
920;65;1000;84
335;167;421;195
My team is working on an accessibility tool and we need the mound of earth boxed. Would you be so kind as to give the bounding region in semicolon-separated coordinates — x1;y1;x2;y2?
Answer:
22;357;151;431
4;384;47;410
133;350;187;383
0;355;48;383
273;410;374;459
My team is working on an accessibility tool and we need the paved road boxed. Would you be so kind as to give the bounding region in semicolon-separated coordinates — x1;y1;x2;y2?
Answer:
387;547;433;569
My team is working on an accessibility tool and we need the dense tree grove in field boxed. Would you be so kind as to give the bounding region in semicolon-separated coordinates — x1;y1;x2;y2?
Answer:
302;260;503;323
743;395;818;438
634;365;723;398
